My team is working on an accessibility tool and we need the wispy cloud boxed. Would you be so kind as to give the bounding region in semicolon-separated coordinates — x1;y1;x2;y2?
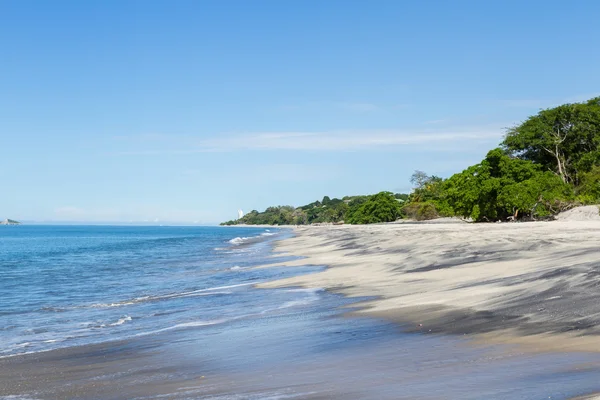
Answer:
334;102;379;112
278;101;389;113
114;126;504;156
203;130;500;151
181;163;342;184
278;105;302;111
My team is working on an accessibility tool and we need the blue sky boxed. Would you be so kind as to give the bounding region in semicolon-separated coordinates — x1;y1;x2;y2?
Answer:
1;0;599;224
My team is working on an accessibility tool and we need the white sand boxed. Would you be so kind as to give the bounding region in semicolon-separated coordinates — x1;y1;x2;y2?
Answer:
259;213;600;352
557;205;600;221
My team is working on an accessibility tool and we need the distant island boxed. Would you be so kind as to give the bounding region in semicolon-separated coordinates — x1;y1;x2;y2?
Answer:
223;97;600;226
0;219;20;225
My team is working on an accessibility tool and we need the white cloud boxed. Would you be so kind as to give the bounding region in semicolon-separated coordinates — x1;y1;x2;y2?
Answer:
278;105;302;111
197;128;502;152
179;163;341;184
114;126;503;156
335;102;379;112
276;101;384;113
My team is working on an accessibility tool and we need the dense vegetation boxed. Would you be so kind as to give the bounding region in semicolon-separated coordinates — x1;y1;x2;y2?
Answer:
222;97;600;225
406;97;600;222
221;192;407;225
443;149;572;221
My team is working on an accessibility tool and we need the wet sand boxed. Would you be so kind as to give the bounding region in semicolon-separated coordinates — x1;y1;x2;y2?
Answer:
259;219;600;352
3;316;600;400
0;336;201;399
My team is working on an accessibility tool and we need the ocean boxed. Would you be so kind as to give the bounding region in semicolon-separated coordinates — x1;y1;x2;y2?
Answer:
0;225;327;358
2;225;600;400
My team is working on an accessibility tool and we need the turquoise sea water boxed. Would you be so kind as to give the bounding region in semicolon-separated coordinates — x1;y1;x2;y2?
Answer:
0;225;322;357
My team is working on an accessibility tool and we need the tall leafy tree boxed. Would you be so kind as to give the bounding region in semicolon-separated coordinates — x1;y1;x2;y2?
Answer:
445;148;573;221
502;98;600;184
346;192;403;224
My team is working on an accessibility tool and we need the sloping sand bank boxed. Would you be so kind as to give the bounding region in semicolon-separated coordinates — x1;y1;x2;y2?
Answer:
259;217;600;352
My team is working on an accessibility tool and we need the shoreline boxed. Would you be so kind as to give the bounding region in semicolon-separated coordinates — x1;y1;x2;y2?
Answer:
4;224;600;399
258;220;600;353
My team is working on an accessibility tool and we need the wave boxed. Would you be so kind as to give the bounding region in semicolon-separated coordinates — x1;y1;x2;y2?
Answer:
276;299;316;310
135;318;230;337
1;285;321;360
228;236;249;245
109;316;132;327
253;288;323;315
229;265;249;271
277;288;322;310
89;283;253;309
1;315;135;358
201;391;317;400
0;315;226;359
135;289;322;337
39;306;66;313
227;229;279;246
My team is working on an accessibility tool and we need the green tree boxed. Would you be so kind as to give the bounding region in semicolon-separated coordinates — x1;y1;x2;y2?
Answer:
405;171;453;219
577;165;600;202
445;148;573;221
498;172;573;219
402;202;441;221
503;98;600;185
394;193;409;202
291;209;308;225
346;192;403;224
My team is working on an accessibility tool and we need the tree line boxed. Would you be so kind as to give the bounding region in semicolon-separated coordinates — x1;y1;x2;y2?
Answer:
222;97;600;225
221;193;409;226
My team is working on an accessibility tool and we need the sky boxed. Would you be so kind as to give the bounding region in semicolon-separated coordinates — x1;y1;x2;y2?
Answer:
1;0;599;224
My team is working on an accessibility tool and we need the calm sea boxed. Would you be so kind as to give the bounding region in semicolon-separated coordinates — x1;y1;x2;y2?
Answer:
0;225;321;357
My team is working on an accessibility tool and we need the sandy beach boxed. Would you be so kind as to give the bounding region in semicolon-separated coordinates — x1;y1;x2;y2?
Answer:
4;221;600;399
259;213;600;353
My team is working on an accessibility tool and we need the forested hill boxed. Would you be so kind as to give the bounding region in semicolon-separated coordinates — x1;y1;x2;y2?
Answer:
223;97;600;226
221;193;409;225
